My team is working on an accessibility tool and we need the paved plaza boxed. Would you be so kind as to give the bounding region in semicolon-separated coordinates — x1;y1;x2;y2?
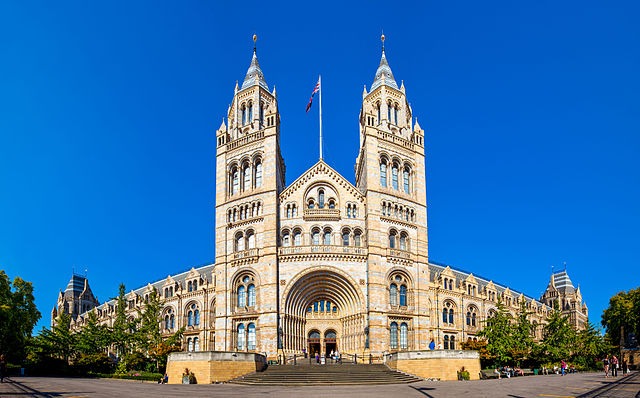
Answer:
0;371;638;397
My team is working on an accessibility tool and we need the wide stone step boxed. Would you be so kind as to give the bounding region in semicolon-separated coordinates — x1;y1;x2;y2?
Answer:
230;364;422;385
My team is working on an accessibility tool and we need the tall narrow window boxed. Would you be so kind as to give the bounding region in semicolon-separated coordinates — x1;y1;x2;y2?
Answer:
188;338;193;352
242;106;246;126
238;286;246;307
259;103;264;125
232;169;239;195
377;103;381;123
450;335;455;350
236;234;244;251
318;190;325;208
403;169;410;194
243;165;251;191
323;231;331;245
248;284;256;306
449;309;454;324
342;232;349;246
312;231;320;245
390;322;398;349
194;309;200;326
248;103;253;123
354;232;361;247
380;162;387;187
399;234;406;250
247;232;255;249
188;310;193;326
392;165;398;190
347;206;351;218
194;337;199;351
442;308;448;323
466;312;471;326
170;314;175;329
387;103;391;121
394;106;398;125
193;280;197;290
248;323;256;350
237;324;245;350
472;313;476;326
389;232;396;249
399;285;407;306
255;161;262;188
400;323;408;349
293;231;301;246
443;335;449;350
283;232;290;246
165;315;170;329
390;284;398;306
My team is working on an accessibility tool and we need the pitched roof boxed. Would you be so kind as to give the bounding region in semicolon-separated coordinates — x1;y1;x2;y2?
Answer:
240;49;269;91
371;49;398;91
550;270;576;294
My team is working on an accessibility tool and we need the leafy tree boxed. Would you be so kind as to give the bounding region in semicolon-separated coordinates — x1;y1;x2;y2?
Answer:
477;299;515;365
510;301;535;365
75;311;111;355
112;283;129;357
601;287;640;347
0;271;41;363
33;312;76;363
541;304;575;363
574;319;606;369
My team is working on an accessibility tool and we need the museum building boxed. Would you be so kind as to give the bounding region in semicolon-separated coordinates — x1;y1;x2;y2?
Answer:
53;42;589;360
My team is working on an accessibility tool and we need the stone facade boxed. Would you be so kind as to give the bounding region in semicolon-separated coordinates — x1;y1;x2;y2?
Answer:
59;43;588;360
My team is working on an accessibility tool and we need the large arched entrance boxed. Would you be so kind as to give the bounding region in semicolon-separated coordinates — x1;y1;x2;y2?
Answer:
281;268;364;357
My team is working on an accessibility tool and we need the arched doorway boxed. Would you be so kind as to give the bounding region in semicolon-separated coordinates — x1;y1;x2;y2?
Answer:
282;268;364;356
324;330;337;356
308;330;321;357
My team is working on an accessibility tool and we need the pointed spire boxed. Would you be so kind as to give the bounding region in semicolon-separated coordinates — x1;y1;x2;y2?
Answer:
219;118;226;131
371;34;398;91
241;35;269;91
362;84;368;98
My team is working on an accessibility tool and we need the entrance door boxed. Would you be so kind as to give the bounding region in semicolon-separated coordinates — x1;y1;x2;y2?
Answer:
308;330;321;358
324;330;337;357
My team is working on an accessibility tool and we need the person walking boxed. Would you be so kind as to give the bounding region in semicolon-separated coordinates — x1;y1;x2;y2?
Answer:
622;359;628;375
560;360;567;376
429;339;436;350
603;356;609;378
0;354;6;383
611;355;618;377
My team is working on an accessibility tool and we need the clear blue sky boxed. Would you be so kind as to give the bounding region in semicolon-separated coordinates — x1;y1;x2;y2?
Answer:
1;1;638;333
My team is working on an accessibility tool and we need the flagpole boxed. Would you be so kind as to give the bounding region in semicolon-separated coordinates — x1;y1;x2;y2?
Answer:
319;74;323;160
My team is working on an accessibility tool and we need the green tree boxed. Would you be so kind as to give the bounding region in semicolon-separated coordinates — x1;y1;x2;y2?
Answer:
601;287;640;347
75;311;111;355
112;283;129;357
34;312;76;363
574;319;606;369
477;299;515;365
541;304;575;363
0;271;42;363
510;301;535;365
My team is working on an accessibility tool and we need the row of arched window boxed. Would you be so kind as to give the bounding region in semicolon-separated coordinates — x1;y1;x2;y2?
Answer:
389;274;409;307
227;201;263;223
234;229;256;252
376;101;401;126
389;322;408;350
281;227;364;247
380;157;411;193
442;301;455;324
308;300;338;313
307;189;336;209
466;284;477;296
187;303;200;326
186;336;200;352
284;203;298;218
466;309;477;327
443;334;456;350
381;201;415;222
163;286;174;298
229;158;263;196
443;277;454;290
240;101;264;127
187;279;199;292
388;229;410;251
237;322;257;350
346;203;358;218
164;309;175;330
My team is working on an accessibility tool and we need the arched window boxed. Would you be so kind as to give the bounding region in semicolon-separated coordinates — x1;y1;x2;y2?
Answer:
308;200;315;209
232;168;239;195
248;284;256;306
188;310;193;326
312;230;320;245
259;103;264;125
247;231;255;249
403;169;410;194
390;322;398;349
165;314;170;329
472;312;476;327
241;106;246;126
323;231;331;245
293;230;301;246
236;233;245;251
399;285;407;306
450;335;455;350
248;323;256;350
377;103;381;123
237;286;246;307
443;335;449;350
194;337;199;352
342;231;349;246
194;309;200;326
380;161;387;187
248;102;253;122
347;205;352;218
188;281;192;292
255;161;262;188
400;323;408;349
387;102;392;121
390;283;398;306
466;312;471;326
399;233;407;250
187;337;193;352
449;309;454;324
389;231;396;248
442;307;448;323
237;324;246;350
170;314;175;329
282;231;290;246
318;189;325;208
328;200;335;209
243;165;251;191
394;105;398;125
392;164;399;190
354;231;361;247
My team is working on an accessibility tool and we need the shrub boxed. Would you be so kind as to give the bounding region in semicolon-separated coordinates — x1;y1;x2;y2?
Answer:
75;353;112;374
123;352;148;371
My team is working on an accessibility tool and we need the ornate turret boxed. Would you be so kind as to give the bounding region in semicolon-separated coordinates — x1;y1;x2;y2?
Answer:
371;47;398;91
52;272;100;327
541;268;588;329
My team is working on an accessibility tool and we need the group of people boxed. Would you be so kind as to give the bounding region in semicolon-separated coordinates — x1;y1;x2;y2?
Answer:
602;355;628;378
493;366;524;379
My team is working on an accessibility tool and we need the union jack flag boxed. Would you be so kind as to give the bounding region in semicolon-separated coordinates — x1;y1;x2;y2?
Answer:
306;78;321;112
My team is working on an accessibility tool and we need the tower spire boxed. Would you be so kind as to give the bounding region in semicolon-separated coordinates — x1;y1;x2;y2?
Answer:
241;34;269;91
371;34;398;91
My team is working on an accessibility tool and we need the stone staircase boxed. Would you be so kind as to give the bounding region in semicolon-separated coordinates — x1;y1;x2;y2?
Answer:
230;364;422;385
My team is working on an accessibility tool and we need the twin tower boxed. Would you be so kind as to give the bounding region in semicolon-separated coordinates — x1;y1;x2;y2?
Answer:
212;39;428;357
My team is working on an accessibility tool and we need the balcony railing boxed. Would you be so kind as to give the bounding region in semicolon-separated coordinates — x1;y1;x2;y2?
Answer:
303;208;341;221
226;130;264;151
279;245;367;256
387;248;413;260
232;248;259;260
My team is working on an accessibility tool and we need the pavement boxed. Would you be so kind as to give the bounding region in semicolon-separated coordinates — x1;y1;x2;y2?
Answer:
0;371;638;398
